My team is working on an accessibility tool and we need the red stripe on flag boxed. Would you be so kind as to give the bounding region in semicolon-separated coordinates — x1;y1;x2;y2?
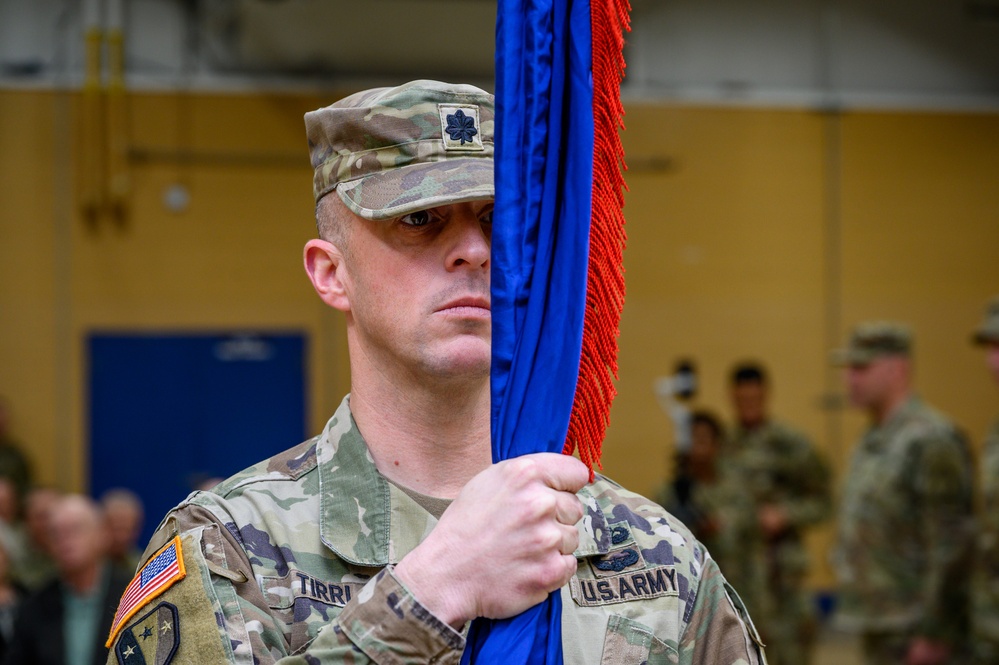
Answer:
111;560;180;625
105;536;186;648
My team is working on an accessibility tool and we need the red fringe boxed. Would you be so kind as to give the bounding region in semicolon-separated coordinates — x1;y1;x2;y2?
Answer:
563;0;631;476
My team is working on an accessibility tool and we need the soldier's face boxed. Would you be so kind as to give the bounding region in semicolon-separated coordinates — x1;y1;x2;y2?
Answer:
987;343;999;385
50;503;106;575
731;382;766;427
337;199;494;381
845;357;898;409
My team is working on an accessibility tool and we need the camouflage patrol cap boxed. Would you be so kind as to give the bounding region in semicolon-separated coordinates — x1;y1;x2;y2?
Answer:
304;79;494;220
832;321;913;366
973;296;999;345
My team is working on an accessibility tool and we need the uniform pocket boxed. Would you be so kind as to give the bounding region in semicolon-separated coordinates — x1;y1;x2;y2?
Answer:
600;614;677;665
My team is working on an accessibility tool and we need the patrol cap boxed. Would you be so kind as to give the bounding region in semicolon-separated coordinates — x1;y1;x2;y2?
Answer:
304;79;495;221
832;321;913;366
972;296;999;345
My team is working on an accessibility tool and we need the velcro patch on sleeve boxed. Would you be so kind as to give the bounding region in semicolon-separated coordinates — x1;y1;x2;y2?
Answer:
113;602;180;665
570;565;679;607
107;536;187;647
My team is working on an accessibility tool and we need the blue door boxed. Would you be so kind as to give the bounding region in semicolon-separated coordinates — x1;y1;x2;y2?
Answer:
89;332;307;545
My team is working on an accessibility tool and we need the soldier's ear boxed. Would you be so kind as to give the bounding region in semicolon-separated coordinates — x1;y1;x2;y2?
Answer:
304;239;350;312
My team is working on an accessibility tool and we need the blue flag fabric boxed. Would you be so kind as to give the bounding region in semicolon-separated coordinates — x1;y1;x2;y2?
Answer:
461;0;594;663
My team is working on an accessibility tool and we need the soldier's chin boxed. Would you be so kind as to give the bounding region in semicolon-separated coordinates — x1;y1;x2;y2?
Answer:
427;342;491;380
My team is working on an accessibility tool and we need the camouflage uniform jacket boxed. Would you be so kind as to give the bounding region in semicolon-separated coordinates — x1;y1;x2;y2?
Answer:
973;417;999;641
106;396;765;665
722;420;831;536
718;421;830;616
834;396;973;644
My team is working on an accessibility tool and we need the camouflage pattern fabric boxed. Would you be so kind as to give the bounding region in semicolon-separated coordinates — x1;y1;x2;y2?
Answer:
653;470;759;602
973;417;999;663
718;421;831;665
834;396;974;653
107;395;766;665
305;80;495;220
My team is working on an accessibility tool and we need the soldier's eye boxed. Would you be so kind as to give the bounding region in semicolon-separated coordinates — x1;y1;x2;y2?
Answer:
480;208;493;225
400;210;432;227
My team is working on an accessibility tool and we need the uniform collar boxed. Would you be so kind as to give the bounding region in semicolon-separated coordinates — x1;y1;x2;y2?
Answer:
316;395;609;566
317;395;440;567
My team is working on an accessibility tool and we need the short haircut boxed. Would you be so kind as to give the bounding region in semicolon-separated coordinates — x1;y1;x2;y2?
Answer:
730;362;768;386
690;410;724;441
100;487;143;516
316;195;352;256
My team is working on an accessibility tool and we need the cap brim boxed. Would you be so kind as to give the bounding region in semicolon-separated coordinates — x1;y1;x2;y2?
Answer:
334;158;494;221
829;349;873;367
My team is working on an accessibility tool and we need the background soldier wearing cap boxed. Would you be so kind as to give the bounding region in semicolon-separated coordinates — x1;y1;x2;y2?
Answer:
721;362;831;665
832;322;973;665
971;297;999;664
103;81;765;665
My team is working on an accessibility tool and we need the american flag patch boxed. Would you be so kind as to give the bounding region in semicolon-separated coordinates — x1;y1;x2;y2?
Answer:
106;535;186;647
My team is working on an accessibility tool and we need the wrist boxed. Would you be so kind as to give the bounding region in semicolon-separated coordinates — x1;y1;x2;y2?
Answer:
395;549;473;628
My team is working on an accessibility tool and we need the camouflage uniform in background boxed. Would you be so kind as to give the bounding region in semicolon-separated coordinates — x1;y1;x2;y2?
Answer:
834;396;973;664
719;421;831;665
105;397;766;665
654;468;756;577
973;418;999;663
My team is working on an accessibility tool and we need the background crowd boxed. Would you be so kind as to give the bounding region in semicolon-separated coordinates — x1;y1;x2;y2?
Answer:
657;297;999;665
0;400;147;665
1;296;996;665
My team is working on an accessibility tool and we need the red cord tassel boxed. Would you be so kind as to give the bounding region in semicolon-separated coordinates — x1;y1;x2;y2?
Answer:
563;0;631;476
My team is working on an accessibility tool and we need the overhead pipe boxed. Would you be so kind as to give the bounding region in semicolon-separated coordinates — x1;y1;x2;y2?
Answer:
80;0;104;224
105;0;130;223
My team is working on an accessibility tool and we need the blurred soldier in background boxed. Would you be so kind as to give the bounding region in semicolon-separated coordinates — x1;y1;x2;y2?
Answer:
971;297;999;664
655;410;754;575
722;362;832;665
833;322;973;665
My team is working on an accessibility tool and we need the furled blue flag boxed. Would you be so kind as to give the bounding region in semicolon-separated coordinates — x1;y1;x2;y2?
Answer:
462;0;630;662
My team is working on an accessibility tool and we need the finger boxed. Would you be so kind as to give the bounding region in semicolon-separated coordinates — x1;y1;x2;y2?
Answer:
554;491;584;526
531;453;590;493
560;553;578;582
559;523;580;556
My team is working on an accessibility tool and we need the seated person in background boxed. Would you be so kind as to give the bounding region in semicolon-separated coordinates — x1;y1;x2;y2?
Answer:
0;397;33;504
9;486;60;591
99;488;144;574
0;480;25;577
3;494;130;665
0;540;25;662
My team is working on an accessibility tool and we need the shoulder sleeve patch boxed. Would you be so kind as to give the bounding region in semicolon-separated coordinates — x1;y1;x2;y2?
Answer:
113;602;180;665
107;536;187;647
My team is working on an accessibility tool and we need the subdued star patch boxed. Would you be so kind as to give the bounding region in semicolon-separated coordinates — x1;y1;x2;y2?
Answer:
114;602;180;665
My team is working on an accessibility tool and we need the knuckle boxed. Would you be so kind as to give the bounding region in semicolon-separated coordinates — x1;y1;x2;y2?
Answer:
507;457;541;483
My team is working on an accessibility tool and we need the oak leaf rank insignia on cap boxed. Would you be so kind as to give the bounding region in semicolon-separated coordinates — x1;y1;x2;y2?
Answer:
304;79;495;221
440;105;484;150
